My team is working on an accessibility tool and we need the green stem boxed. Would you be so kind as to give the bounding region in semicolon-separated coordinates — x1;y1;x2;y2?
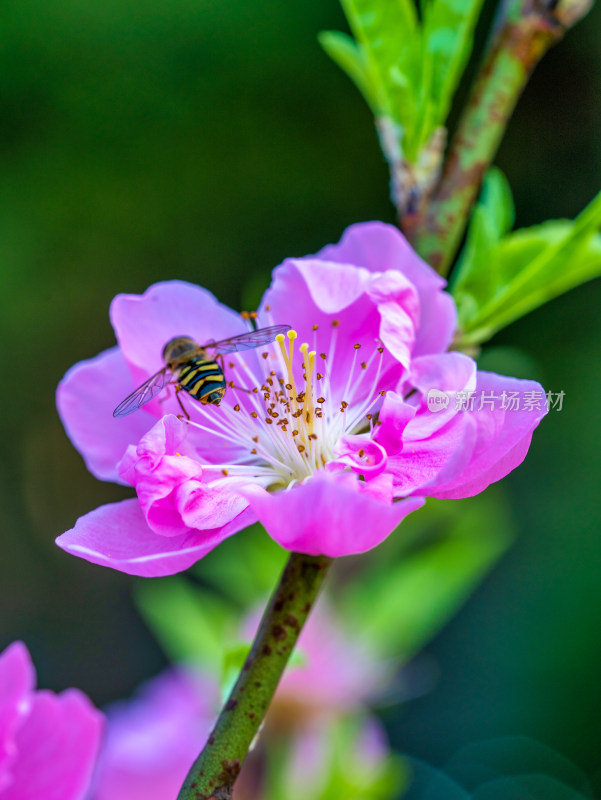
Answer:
177;552;333;800
403;0;593;276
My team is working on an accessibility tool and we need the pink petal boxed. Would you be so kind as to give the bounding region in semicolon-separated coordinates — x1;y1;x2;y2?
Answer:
0;643;35;791
110;280;246;375
386;413;478;496
57;348;153;483
2;690;103;800
56;498;256;577
403;352;478;439
366;270;420;369
258;259;411;403
315;221;457;355
426;372;548;499
242;472;424;557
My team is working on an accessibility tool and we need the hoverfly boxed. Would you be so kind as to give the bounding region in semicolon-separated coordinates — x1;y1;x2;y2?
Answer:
113;324;291;418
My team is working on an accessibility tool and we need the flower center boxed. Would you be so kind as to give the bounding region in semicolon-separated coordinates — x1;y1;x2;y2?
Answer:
185;326;387;489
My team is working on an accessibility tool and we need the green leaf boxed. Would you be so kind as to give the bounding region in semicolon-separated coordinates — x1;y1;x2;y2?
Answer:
321;0;485;164
342;491;513;661
423;0;486;132
318;31;380;114
453;186;601;345
135;577;236;670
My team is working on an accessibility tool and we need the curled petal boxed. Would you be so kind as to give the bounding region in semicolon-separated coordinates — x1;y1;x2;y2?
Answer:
366;270;419;369
57;348;153;483
315;221;457;355
118;415;249;536
56;499;256;577
258;259;410;402
330;434;388;479
242;472;424;557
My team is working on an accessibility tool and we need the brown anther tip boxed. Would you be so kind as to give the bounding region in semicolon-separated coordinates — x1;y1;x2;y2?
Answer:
297;445;305;453
251;411;258;418
262;352;269;359
249;311;258;318
358;449;365;457
312;324;318;330
229;362;235;368
379;390;386;396
361;362;367;369
341;400;348;408
227;381;234;388
251;448;257;454
377;346;384;354
222;469;229;476
253;387;258;393
265;418;273;424
281;425;287;431
234;404;241;411
366;413;373;420
292;429;299;436
285;383;292;390
241;311;250;319
376;420;382;426
264;304;271;311
252;436;259;442
354;343;361;349
270;370;276;376
317;397;325;404
331;319;340;327
320;353;327;360
316;372;323;380
309;433;318;440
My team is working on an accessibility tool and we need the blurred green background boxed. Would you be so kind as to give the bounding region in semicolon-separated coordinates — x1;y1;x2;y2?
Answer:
1;0;601;793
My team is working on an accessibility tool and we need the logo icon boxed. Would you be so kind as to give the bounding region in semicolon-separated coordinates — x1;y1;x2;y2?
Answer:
427;388;450;413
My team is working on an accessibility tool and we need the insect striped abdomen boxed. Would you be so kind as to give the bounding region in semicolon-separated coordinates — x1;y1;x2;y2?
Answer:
178;358;226;404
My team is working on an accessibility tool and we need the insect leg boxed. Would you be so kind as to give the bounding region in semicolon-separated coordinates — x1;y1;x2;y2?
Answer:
175;385;191;421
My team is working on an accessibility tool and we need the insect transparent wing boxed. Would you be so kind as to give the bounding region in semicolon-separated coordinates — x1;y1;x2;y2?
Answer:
202;324;292;354
113;367;172;417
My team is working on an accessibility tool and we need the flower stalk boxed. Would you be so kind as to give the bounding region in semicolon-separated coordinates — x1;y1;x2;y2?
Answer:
403;0;594;276
177;551;332;800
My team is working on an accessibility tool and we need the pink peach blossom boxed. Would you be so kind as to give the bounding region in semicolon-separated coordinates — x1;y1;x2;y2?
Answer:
0;642;103;800
57;222;547;576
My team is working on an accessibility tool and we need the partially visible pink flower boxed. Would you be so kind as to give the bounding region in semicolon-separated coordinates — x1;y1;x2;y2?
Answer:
56;222;547;576
0;641;103;800
92;668;218;800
